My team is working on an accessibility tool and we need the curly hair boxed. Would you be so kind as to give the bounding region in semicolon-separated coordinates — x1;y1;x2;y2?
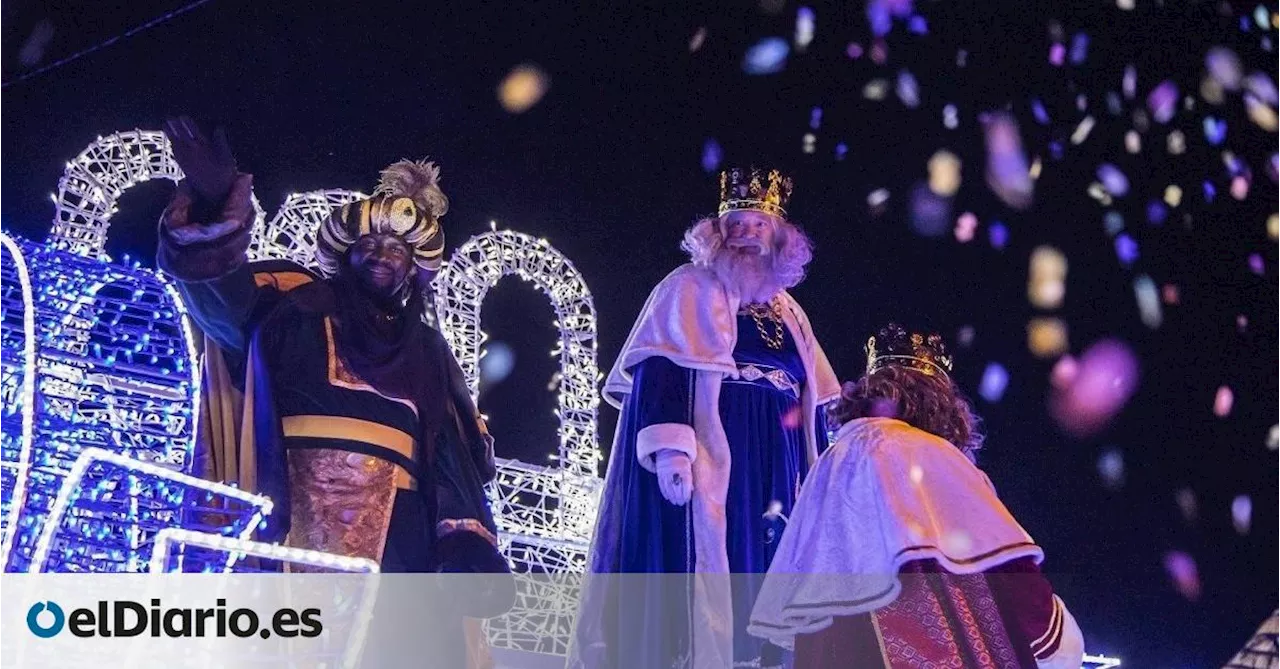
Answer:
827;366;986;461
679;215;814;289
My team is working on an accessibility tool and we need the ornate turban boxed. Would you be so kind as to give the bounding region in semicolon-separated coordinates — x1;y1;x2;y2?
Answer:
316;159;448;277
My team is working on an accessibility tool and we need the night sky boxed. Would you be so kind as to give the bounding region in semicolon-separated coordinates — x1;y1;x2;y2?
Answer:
3;0;1277;665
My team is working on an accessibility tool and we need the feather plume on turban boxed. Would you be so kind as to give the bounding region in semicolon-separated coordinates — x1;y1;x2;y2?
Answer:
316;159;448;277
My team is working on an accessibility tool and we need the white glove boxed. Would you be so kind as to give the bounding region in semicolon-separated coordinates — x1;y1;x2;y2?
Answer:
654;449;693;506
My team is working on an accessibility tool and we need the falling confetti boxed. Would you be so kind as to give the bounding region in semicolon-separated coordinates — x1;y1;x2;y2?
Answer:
689;27;707;52
479;341;516;385
1104;211;1125;236
1028;246;1068;309
896;70;920;108
1050;355;1079;389
983;112;1034;208
1266;213;1278;239
1163;184;1183;207
1164;551;1202;601
1148;80;1179;123
957;325;976;348
1232;495;1252;535
498;64;550;113
1248;253;1265;275
1049;339;1140;438
1267;424;1278;451
1176;488;1199;524
1114;234;1139;267
1205;47;1244;90
943;103;959;129
1097;164;1130;197
1161;284;1179;305
954;212;978;242
1098;448;1125;489
908;182;951;237
928;150;962;196
979;363;1009;403
1070;115;1096;145
1213;385;1234;417
988;222;1009;250
1027;318;1068;358
795;7;816;51
701;138;722;173
743;37;790;74
1134;275;1163;329
864;78;890;100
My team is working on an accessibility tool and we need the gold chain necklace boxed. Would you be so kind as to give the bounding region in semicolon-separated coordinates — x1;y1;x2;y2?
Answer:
741;299;785;350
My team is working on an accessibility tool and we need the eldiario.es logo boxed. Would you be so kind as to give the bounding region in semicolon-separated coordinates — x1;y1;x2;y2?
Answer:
26;599;322;639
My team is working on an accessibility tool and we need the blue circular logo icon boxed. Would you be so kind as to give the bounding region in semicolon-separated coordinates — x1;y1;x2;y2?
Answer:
27;601;65;638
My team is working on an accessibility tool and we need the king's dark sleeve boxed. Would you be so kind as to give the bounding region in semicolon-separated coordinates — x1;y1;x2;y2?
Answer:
156;174;262;368
630;356;697;471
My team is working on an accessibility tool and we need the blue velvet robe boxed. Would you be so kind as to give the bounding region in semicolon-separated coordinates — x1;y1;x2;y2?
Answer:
579;314;828;668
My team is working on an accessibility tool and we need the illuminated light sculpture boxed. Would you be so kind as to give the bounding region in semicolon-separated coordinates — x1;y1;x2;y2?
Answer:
0;233;36;564
432;226;603;656
151;527;378;574
6;128;611;657
28;448;271;572
1083;654;1123;668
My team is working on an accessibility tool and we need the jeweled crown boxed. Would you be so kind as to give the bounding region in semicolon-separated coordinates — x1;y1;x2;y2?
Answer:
865;323;954;379
718;167;794;218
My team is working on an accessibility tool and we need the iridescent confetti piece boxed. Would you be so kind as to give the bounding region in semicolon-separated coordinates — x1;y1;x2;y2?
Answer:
1107;92;1124;115
868;188;890;208
1027;317;1068;358
810;107;823;130
1071;116;1096;144
957;325;976;348
1097;164;1130;196
1048;339;1140;438
1087;183;1113;206
908;15;927;34
1167;130;1186;154
1164;551;1202;601
1161;284;1179;305
1237;314;1249;332
1114;234;1139;267
846;42;864;59
908;182;951;237
1205;47;1243;90
1069;32;1089;64
498;64;550;113
1050;355;1079;389
928;150;962;196
943;104;959;129
1029;245;1068;309
479;341;516;384
1075;94;1089;112
1255;5;1272;29
701;138;722;173
835;142;849;161
870;39;888;64
1148;201;1169;225
1204;117;1227;145
1132;108;1150;132
1268;154;1279;182
1098;448;1125;489
866;0;892;36
689;27;707;52
1031;98;1050;125
1164;184;1183;207
1125;130;1142;154
1104;211;1125;236
795;6;816;51
1244;71;1278;106
956;49;968;67
1266;213;1277;239
1213;385;1234;417
1232;495;1252;535
1116;0;1135;10
896;70;920;108
1148;80;1179;123
1176;488;1199;523
954;212;977;243
1231;175;1251;200
1245;94;1279;131
1134;275;1162;329
1123;64;1137;99
744;37;790;74
989;222;1009;250
864;78;890;100
1201;75;1227;105
1049;43;1065;66
1204;181;1217;203
984;112;1034;209
979;363;1009;403
1248;253;1265;275
1267;424;1278;451
802;133;816;154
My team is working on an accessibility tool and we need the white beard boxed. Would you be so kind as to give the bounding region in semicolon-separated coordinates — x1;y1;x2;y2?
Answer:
712;247;783;301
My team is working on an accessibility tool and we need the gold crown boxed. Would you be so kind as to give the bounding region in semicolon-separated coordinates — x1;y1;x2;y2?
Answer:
718;167;794;218
865;323;954;379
